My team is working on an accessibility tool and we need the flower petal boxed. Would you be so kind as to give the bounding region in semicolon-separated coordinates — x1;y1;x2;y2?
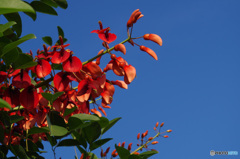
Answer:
140;45;158;60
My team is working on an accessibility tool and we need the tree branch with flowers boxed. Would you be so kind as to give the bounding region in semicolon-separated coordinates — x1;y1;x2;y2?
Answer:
0;1;172;158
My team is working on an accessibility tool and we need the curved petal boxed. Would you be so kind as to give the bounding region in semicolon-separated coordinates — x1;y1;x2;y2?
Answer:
20;85;39;110
63;56;82;72
35;59;51;78
124;65;136;84
140;45;158;60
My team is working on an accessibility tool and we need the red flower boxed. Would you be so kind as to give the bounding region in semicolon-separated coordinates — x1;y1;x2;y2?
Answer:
20;85;39;110
12;70;31;89
63;55;82;72
91;27;117;43
53;72;72;91
35;59;52;78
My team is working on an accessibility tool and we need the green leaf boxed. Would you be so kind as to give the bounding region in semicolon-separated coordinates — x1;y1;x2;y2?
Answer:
57;26;64;37
89;138;112;151
27;140;39;152
0;0;35;15
2;34;36;56
51;63;63;70
115;145;130;159
2;48;19;66
9;115;24;123
52;91;64;101
45;133;57;146
0;111;10;126
4;13;22;37
0;98;11;110
71;131;87;148
28;127;50;135
57;139;81;147
47;111;66;127
42;36;52;46
40;0;58;8
70;114;100;122
83;122;101;144
12;53;37;69
98;117;109;128
139;150;158;158
87;152;98;159
0;21;17;37
128;155;142;159
0;125;4;142
55;0;68;9
63;107;76;117
41;92;53;102
30;1;57;15
49;125;68;136
10;145;29;159
102;117;121;134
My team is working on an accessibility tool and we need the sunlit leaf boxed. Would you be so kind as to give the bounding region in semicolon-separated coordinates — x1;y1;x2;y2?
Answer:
28;127;50;135
0;21;16;37
0;98;11;110
0;0;35;15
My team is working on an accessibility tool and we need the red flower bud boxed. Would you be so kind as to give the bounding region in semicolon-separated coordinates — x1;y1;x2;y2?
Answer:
143;34;163;46
163;135;169;138
127;9;144;27
160;122;164;127
151;141;159;145
114;44;126;54
140;45;158;60
167;129;172;133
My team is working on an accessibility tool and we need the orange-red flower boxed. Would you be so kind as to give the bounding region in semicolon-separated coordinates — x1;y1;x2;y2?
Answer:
127;9;144;27
91;27;117;43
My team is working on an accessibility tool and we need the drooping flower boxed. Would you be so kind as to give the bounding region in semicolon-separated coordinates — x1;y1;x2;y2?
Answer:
62;55;82;72
91;27;117;43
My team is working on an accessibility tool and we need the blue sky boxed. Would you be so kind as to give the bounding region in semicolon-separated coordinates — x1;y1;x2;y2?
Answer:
16;0;240;158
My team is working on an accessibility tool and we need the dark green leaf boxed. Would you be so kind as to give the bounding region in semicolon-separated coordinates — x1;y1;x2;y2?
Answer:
98;117;109;128
139;150;158;158
41;92;53;102
12;53;37;69
4;12;22;37
128;155;142;159
40;0;58;8
42;36;52;46
45;133;57;146
2;48;19;65
52;91;64;102
23;11;37;21
0;111;10;126
52;63;62;70
2;34;36;56
55;0;68;9
57;26;64;37
10;145;28;159
115;145;130;159
63;107;76;117
9;115;24;123
30;1;58;15
47;111;66;127
0;21;16;37
102;117;121;134
0;0;35;15
0;98;11;110
57;139;80;147
89;138;112;151
0;125;4;142
76;145;87;156
83;122;101;144
27;140;39;152
35;140;44;149
71;131;87;148
28;127;50;135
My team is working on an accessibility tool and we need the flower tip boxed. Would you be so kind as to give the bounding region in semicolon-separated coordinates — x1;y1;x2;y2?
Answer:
167;129;172;133
163;135;169;138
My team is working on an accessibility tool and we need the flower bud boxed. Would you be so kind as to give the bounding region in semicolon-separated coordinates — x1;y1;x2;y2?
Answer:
160;122;164;127
151;141;159;145
163;135;169;138
140;45;158;60
167;129;172;133
143;34;162;46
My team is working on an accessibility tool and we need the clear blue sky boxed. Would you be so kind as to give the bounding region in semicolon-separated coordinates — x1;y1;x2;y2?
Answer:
17;0;240;158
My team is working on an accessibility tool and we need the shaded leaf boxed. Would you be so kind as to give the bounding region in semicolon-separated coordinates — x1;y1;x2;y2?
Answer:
0;98;11;110
9;115;24;123
47;111;66;127
98;117;109;128
4;13;22;37
45;133;57;146
128;155;142;159
0;0;35;15
57;139;80;147
27;140;39;152
0;21;16;37
71;131;87;148
102;117;121;134
55;0;68;9
57;26;64;37
89;138;112;151
52;91;64;102
83;122;101;144
2;34;36;56
0;125;4;142
2;48;19;66
28;127;49;135
12;53;37;69
115;145;130;159
10;145;28;159
52;63;62;70
40;0;58;8
63;107;76;117
42;36;52;46
30;1;58;15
